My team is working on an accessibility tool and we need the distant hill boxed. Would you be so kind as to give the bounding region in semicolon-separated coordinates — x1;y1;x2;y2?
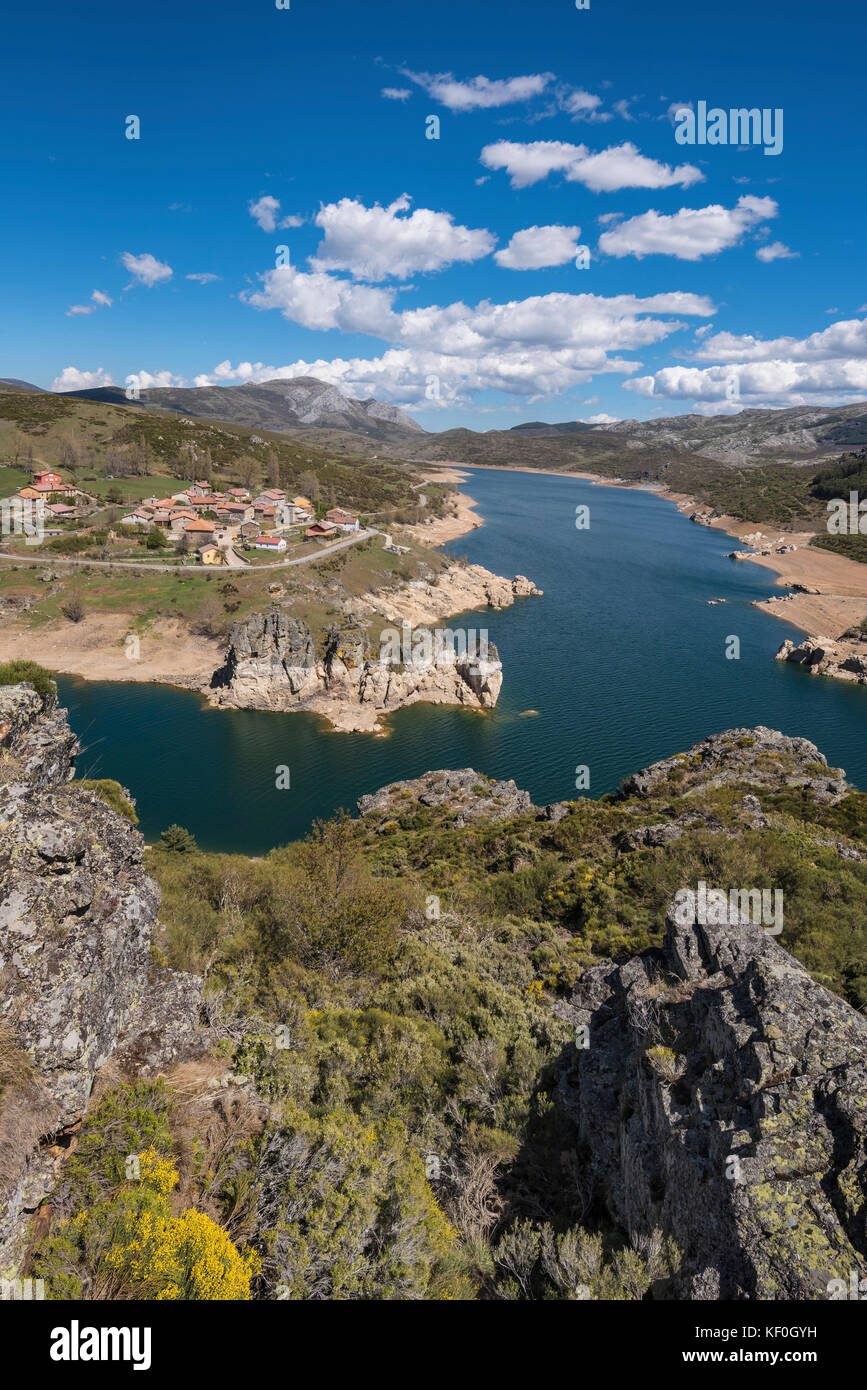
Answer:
0;378;45;392
408;402;867;474
62;376;426;446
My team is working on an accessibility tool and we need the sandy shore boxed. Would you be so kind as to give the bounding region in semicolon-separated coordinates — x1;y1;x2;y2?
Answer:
0;613;222;688
404;466;483;546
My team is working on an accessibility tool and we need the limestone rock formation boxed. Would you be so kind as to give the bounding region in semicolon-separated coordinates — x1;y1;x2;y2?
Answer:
211;609;509;732
553;901;867;1299
776;634;867;686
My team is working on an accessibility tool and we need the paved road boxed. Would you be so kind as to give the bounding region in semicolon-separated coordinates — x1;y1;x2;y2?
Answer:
0;528;376;573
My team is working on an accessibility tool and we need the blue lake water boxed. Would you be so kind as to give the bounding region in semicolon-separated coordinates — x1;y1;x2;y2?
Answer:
56;468;867;853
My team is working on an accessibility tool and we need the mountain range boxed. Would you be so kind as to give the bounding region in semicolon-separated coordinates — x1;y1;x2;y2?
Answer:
57;376;867;471
60;376;425;446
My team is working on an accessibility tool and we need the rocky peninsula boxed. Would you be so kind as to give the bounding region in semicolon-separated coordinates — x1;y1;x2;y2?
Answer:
207;563;542;733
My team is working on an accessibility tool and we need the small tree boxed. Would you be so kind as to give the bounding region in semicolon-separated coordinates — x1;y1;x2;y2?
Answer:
145;528;168;550
160;824;198;854
61;592;86;623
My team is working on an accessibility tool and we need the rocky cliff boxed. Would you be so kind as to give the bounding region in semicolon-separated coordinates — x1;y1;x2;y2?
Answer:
210;609;503;733
0;683;207;1276
776;633;867;685
208;562;541;733
553;901;867;1299
2;696;865;1301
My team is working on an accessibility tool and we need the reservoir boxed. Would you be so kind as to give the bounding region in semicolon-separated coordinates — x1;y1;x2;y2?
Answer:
57;468;867;854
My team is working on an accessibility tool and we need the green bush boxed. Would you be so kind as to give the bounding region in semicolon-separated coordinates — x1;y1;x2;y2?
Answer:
76;778;138;824
0;659;56;705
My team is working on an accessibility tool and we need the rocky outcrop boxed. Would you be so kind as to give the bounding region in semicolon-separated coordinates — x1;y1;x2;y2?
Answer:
618;725;849;804
210;607;514;733
776;634;867;686
358;768;536;826
553;900;867;1300
0;683;207;1275
347;563;542;629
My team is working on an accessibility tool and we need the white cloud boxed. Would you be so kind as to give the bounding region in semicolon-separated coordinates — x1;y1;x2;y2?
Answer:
560;88;605;119
243;268;715;405
244;265;400;336
381;87;411;101
120;252;172;288
401;70;554;111
310;194;496;281
694;318;867;363
625;315;867;408
186;272;222;283
494;224;582;270
626;359;867;409
66;288;113;316
661;100;692;124
129;369;185;389
51;366;114;391
480;139;703;191
598;196;777;261
585;413;620;422
755;240;798;263
248;195;303;232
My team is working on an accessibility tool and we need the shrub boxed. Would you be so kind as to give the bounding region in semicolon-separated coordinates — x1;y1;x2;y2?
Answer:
61;592;86;623
0;659;56;705
160;824;198;854
76;778;138;824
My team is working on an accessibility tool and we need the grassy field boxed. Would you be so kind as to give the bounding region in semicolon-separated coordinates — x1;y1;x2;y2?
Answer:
0;525;446;646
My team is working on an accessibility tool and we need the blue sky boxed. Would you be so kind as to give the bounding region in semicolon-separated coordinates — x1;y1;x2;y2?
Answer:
2;0;865;429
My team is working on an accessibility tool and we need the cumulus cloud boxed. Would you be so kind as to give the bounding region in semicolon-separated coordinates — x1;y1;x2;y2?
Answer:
401;69;554;111
381;87;411;101
66;288;113;316
755;240;798;263
494;224;582;270
248;195;303;232
625;359;867;409
242;265;715;405
244;265;400;336
624;315;867;408
51;366;114;391
585;412;620;422
310;194;495;281
128;369;186;389
120;252;172;288
186;272;222;283
693;318;867;364
480;139;703;191
598;196;777;261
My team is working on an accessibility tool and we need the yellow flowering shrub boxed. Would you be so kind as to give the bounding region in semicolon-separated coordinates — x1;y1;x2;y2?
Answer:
36;1133;259;1300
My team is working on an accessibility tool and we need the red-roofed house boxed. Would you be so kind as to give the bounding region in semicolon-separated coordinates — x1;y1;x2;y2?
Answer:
325;508;360;533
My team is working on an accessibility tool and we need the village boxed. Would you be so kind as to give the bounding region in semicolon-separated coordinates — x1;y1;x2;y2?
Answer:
12;468;363;566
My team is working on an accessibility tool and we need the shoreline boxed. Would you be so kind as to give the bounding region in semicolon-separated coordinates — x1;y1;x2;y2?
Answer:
425;460;867;643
